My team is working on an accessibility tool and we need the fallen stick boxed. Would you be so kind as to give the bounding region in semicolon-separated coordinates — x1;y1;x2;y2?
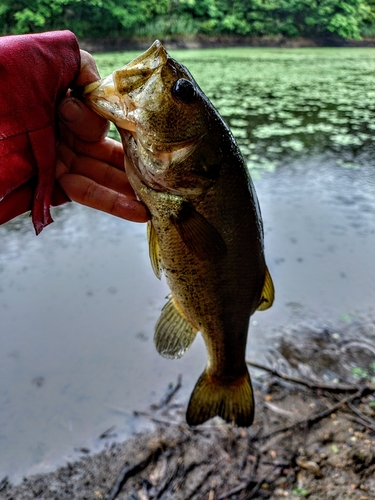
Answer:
246;360;375;393
216;481;249;500
256;388;366;441
150;374;183;411
185;463;218;500
107;446;162;500
216;462;282;500
133;411;183;427
247;465;282;500
347;401;375;429
345;413;375;433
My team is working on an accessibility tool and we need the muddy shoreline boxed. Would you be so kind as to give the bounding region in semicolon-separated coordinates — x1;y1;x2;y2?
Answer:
2;328;374;500
79;34;375;53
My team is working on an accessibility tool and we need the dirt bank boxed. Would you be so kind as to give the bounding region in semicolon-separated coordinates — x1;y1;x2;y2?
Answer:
1;328;374;500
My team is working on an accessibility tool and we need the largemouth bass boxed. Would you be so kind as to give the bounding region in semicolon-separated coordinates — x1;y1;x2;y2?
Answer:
84;41;274;427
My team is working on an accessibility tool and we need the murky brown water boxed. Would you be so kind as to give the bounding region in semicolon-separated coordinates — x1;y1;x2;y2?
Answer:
1;47;375;483
1;155;374;483
0;206;198;481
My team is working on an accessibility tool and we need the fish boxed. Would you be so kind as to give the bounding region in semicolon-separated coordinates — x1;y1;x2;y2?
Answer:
83;40;274;427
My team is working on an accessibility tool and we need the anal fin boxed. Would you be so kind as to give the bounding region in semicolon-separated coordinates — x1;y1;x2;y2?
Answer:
154;296;197;359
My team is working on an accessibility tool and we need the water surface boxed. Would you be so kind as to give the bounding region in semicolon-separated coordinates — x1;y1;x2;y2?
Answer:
1;47;375;483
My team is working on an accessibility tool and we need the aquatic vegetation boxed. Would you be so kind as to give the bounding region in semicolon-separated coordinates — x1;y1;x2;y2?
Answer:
351;364;375;384
94;47;375;177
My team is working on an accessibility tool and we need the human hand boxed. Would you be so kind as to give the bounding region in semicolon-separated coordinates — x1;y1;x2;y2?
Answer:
56;50;149;223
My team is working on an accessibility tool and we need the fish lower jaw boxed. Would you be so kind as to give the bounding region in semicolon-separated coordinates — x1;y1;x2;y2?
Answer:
114;117;137;133
95;103;136;132
85;99;136;132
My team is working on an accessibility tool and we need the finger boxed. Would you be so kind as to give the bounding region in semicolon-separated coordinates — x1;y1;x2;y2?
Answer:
69;137;125;170
51;180;71;207
57;173;150;223
55;145;75;178
57;140;125;183
67;155;136;197
76;50;101;86
59;97;109;142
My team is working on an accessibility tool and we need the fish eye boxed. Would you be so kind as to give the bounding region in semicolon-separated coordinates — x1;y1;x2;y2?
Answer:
172;78;196;104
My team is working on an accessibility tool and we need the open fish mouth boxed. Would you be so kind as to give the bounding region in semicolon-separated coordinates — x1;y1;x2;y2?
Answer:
83;40;168;132
83;73;136;132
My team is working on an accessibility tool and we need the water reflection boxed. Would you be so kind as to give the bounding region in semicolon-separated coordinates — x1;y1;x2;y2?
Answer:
1;47;375;483
0;206;207;482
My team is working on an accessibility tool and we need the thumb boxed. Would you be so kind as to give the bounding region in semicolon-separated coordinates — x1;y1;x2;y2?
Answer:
59;97;110;142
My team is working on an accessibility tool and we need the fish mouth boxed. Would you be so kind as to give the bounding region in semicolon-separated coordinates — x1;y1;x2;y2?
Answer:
83;74;135;130
83;40;168;132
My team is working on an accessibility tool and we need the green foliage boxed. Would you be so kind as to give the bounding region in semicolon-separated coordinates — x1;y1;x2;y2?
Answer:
292;488;309;496
351;363;375;383
135;15;199;38
1;0;375;39
95;46;375;177
0;0;170;37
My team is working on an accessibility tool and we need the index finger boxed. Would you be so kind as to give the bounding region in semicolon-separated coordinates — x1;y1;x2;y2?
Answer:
59;97;109;143
71;136;125;171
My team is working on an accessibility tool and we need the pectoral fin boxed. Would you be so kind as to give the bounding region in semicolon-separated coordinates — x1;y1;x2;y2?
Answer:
147;221;163;279
171;202;226;261
154;296;198;359
257;266;275;311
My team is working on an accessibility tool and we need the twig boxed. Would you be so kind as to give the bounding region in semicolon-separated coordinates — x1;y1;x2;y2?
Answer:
185;463;218;500
133;411;184;427
152;461;182;499
347;401;375;429
345;414;375;432
217;460;283;500
247;467;280;500
246;359;372;392
99;425;116;439
216;481;250;500
260;460;290;468
264;401;296;417
129;490;143;500
150;374;183;411
247;462;284;500
256;388;366;441
107;446;162;500
250;449;261;477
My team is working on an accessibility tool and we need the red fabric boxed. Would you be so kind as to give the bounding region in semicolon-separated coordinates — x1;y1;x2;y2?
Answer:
0;31;80;234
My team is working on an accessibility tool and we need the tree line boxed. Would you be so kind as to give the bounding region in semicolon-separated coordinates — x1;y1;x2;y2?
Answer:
2;0;375;41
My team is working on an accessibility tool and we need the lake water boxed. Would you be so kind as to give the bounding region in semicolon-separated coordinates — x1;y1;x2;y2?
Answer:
1;47;375;483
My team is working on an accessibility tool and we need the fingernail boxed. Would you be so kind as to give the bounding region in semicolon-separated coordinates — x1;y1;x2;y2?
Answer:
60;99;84;122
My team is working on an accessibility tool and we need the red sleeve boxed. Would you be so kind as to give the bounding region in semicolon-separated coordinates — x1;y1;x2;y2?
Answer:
0;30;80;234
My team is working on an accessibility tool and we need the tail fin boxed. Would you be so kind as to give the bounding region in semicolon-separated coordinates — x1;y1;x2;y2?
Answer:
186;370;254;427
